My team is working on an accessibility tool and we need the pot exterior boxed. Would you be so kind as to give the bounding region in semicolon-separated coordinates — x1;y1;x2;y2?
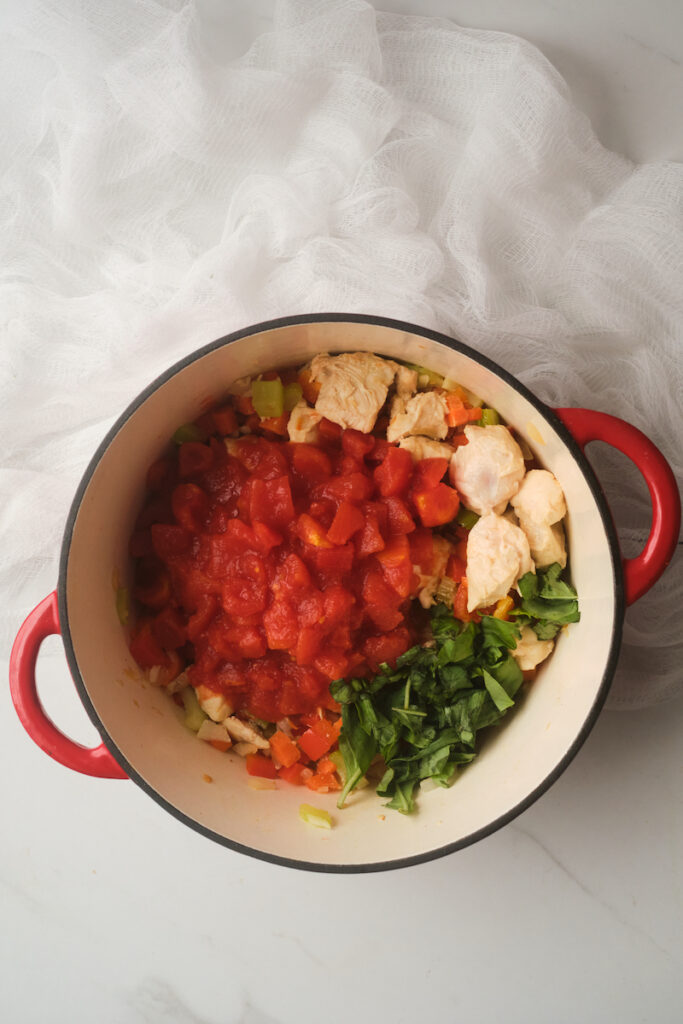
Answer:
58;316;623;870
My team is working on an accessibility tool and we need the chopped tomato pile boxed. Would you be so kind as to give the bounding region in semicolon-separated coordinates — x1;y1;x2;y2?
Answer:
129;420;462;733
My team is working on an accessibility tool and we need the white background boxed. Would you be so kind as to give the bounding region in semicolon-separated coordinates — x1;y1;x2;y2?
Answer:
3;2;682;1022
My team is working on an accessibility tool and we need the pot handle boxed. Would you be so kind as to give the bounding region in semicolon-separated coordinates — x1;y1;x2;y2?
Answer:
554;408;680;605
9;592;128;778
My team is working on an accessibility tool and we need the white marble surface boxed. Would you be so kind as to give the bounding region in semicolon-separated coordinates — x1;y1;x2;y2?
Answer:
3;2;683;1022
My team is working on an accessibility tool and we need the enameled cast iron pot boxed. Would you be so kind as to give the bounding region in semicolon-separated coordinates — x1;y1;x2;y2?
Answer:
10;315;681;872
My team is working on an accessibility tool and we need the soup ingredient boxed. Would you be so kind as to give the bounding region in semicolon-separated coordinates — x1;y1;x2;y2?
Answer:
299;803;333;829
479;408;501;427
511;626;555;671
465;513;534;612
387;391;449;442
511;469;567;568
513;562;580;640
252;379;285;419
309;352;398;432
450;424;525;516
287;400;322;443
398;436;454;462
331;604;525;814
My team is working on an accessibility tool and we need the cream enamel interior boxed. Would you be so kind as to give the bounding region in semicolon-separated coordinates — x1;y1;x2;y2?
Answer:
63;321;617;867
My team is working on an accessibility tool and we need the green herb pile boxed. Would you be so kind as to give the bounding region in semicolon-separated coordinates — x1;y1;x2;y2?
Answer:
330;562;580;814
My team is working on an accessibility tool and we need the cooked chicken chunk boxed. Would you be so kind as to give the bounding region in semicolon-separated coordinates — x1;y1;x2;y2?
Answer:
414;535;452;609
398;435;454;462
395;365;418;398
310;352;398;433
223;716;270;750
387;391;448;443
287;400;322;443
511;625;555;671
466;513;534;612
511;469;567;568
450;425;525;516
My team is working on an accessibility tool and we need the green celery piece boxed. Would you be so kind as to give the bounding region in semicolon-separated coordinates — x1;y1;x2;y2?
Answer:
181;687;207;732
283;382;303;411
251;378;284;418
173;423;204;444
402;362;444;389
480;408;500;426
299;804;333;829
455;507;480;530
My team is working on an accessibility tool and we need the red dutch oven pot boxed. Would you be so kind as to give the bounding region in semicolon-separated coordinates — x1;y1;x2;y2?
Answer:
9;315;681;871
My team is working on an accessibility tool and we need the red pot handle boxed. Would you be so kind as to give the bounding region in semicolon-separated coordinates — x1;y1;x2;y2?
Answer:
555;408;681;605
9;592;128;778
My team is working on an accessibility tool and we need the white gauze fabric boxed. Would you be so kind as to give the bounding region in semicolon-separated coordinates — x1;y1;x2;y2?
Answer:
1;0;681;709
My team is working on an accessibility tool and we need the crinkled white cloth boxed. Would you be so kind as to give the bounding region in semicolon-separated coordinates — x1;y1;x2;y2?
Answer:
1;0;681;709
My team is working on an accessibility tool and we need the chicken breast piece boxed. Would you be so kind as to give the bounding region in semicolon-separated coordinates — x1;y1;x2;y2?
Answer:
511;625;555;671
450;425;525;516
310;352;398;433
287;400;322;443
414;535;452;609
223;717;270;750
511;469;567;568
395;364;418;398
398;435;454;462
387;391;448;442
466;513;534;612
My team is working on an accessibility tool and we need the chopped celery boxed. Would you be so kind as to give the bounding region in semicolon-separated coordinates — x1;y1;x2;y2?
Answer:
283;382;303;411
173;423;204;444
327;750;346;785
299;803;333;829
181;687;208;733
403;362;444;389
115;587;129;625
480;408;500;427
252;379;284;419
434;576;457;607
455;507;480;530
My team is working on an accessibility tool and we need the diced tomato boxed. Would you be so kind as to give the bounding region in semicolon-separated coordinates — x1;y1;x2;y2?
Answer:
314;650;350;681
381;495;416;536
447;554;467;581
221;576;268;617
146;458;174;492
355;509;385;556
314;544;355;574
150;523;191;559
234;437;288;479
245;753;278;779
318;417;343;443
362;568;404;630
368;438;392;463
133;560;172;609
291;443;332;482
236;394;255;415
276;553;312;591
186;594;218;642
413;457;449;489
363;627;412;670
319;472;374;503
297;512;334;549
373;446;413;497
212;405;238;435
129;620;169;669
152;606;187;649
305;761;342;792
322;584;355;624
250;476;295;527
327;500;365;545
376;535;413;597
451;432;469;447
269;730;301;768
129;529;154;558
341;428;375;460
252;521;283;554
263;600;298;650
295;624;324;666
297;590;325;628
412;483;460;527
452;578;481;623
178;442;214;478
409;528;434;572
172;483;209;533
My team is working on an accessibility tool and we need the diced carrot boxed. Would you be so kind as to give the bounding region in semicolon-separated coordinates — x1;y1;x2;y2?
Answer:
236;394;255;415
279;762;312;786
245;753;277;779
269;730;301;768
299;368;321;405
209;739;231;752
